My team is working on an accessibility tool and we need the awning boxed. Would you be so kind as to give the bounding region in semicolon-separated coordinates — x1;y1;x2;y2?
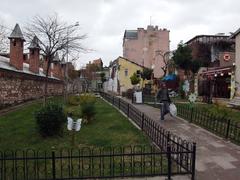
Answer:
163;74;177;81
199;67;232;76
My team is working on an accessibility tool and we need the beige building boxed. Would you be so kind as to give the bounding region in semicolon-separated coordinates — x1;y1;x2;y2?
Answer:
230;29;240;97
123;25;170;78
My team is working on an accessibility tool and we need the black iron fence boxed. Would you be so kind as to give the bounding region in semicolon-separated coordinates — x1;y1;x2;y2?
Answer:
176;104;240;144
100;92;196;180
1;145;189;180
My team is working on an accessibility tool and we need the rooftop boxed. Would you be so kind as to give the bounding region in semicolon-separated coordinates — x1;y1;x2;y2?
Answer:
0;55;59;80
185;34;230;45
8;23;25;41
229;28;240;39
124;30;138;39
28;36;40;49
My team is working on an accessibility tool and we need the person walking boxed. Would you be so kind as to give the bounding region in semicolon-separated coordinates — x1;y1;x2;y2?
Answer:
156;82;171;120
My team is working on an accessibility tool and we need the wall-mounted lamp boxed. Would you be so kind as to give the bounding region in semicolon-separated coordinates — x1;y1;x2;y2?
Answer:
220;73;224;76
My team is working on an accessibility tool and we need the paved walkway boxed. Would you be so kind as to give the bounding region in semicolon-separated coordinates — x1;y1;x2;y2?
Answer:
122;98;240;180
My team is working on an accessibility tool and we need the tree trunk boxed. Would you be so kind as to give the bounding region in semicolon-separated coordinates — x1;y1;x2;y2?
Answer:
44;60;51;105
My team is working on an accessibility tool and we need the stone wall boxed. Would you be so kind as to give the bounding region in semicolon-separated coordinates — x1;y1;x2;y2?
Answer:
0;68;64;107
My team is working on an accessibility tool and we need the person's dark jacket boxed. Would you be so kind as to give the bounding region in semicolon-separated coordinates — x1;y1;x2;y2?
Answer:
156;88;171;103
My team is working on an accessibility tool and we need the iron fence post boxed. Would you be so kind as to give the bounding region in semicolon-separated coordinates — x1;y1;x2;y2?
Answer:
166;143;172;180
112;96;114;105
190;107;194;123
127;104;130;117
52;150;56;180
191;142;196;180
132;93;134;103
141;113;145;130
225;119;231;139
118;98;120;109
167;131;171;145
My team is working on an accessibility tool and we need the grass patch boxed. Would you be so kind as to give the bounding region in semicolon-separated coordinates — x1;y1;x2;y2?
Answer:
0;97;149;150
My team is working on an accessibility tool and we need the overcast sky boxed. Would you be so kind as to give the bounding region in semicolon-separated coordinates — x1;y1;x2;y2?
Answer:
0;0;239;68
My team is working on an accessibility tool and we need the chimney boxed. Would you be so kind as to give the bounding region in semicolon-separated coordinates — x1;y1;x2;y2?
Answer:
52;52;61;78
8;23;25;70
28;36;40;74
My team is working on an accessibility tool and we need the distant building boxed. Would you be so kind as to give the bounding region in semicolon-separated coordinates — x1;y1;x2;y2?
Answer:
80;58;105;91
108;56;150;94
86;58;103;70
230;29;240;99
185;34;235;99
186;34;234;67
123;25;170;78
92;58;103;69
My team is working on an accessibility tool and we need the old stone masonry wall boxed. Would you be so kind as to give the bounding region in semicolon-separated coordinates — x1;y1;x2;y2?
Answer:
0;69;64;107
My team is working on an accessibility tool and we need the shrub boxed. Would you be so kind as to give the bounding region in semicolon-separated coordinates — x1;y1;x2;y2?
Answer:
79;93;96;106
35;103;66;137
79;93;96;124
81;103;96;124
130;72;141;85
67;95;81;106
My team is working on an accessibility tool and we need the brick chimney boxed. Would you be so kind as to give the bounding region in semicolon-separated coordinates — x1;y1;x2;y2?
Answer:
52;52;61;78
8;24;25;70
28;36;40;74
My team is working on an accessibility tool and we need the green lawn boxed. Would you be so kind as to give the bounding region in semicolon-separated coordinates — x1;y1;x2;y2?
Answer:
0;97;150;150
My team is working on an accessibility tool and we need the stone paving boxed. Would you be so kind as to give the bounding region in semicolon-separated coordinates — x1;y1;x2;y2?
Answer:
122;98;240;180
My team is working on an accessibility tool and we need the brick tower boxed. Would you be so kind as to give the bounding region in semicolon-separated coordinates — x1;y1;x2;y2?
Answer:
8;23;25;70
28;36;40;74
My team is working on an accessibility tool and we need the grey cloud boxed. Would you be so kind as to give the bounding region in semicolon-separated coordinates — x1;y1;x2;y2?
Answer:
0;0;239;67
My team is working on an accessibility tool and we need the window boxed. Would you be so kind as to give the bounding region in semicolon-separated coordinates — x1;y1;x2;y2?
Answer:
136;70;141;78
125;69;128;76
13;40;16;46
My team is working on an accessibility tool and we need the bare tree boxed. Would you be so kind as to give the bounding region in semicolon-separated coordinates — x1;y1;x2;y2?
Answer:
25;14;87;104
0;22;9;53
155;50;171;77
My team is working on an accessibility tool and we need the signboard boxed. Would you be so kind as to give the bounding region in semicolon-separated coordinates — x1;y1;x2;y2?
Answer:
223;53;230;61
67;117;82;131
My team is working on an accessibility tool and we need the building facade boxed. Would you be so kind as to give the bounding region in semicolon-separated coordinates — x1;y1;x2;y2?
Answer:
230;29;240;98
183;34;235;99
123;25;170;78
107;56;147;94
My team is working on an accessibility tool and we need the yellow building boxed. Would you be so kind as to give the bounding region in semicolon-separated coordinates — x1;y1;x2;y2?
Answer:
109;56;152;94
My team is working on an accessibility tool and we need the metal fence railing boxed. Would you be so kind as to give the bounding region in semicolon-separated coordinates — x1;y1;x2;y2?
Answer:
176;104;240;144
0;145;185;180
142;94;240;145
100;92;196;180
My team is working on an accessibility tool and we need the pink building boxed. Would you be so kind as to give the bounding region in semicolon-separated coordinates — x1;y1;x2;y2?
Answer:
123;25;170;78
